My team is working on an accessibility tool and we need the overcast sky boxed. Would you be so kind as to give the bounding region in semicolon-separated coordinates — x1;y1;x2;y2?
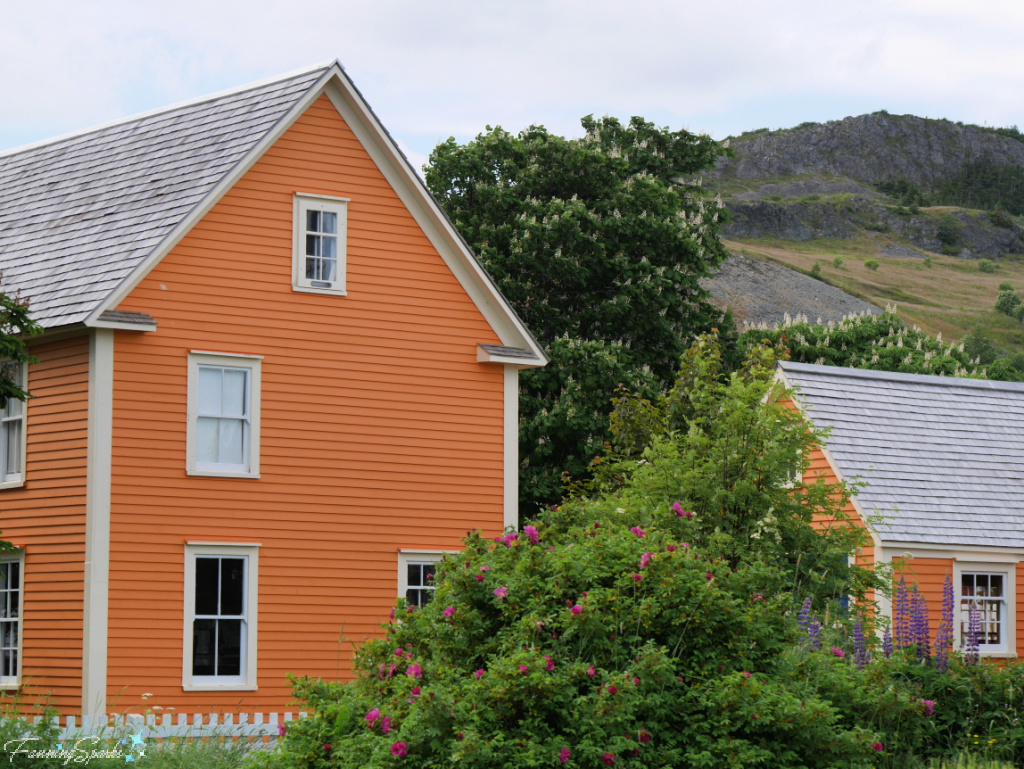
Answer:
3;1;1023;171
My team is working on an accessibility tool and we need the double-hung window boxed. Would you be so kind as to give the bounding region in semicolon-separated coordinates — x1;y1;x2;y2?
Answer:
293;194;348;295
0;363;26;488
186;353;261;478
955;562;1016;657
184;543;258;690
398;551;453;609
0;552;23;688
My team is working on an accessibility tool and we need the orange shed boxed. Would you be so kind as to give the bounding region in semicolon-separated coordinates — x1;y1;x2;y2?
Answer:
0;62;545;717
777;362;1024;661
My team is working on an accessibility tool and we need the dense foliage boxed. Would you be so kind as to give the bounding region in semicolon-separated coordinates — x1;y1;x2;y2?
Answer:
425;117;729;515
877;161;1024;219
0;287;40;409
737;309;1022;381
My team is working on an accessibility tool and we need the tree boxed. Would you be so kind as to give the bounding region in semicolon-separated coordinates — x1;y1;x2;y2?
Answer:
425;117;729;515
0;288;39;409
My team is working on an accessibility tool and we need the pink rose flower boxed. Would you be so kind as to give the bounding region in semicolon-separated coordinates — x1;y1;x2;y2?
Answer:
571;604;582;615
743;671;751;678
502;532;518;547
277;723;287;737
639;730;650;744
601;752;615;766
666;544;676;552
706;573;713;580
921;699;935;716
632;573;642;582
443;606;455;618
523;525;539;544
411;686;420;696
475;574;485;581
872;742;884;752
474;669;485;679
681;542;689;548
407;662;422;679
519;665;528;674
544;655;555;671
480;565;490;572
629;527;645;539
559;747;571;764
607;684;617;695
365;709;381;727
391;741;408;757
494;586;507;600
831;647;845;658
587;665;595;677
394;648;404;657
381;716;392;734
640;552;653;569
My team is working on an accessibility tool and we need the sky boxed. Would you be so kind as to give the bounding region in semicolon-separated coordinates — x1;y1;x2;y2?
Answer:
2;1;1024;172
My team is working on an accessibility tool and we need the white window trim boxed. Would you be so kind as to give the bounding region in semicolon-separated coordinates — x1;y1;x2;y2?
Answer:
0;363;28;490
186;352;261;479
397;550;457;606
953;560;1016;658
0;549;24;690
293;193;349;296
183;542;259;691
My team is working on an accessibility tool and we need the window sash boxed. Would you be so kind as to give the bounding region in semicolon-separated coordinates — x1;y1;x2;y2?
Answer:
191;555;247;682
294;196;347;293
961;572;1007;649
194;364;251;472
0;559;22;685
0;364;26;484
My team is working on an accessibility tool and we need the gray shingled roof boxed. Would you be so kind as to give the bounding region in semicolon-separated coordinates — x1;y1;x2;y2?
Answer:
780;362;1024;549
0;65;328;328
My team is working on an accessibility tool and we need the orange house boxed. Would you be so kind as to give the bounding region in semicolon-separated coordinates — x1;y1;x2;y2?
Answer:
777;362;1024;660
0;62;545;717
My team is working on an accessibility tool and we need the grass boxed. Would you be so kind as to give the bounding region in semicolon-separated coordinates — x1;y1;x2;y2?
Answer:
723;237;1024;355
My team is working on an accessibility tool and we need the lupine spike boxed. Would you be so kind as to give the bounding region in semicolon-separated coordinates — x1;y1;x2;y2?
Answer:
936;572;954;672
964;601;981;666
894;576;910;649
809;615;821;650
853;618;870;669
913;588;931;664
798;597;811;640
882;626;892;658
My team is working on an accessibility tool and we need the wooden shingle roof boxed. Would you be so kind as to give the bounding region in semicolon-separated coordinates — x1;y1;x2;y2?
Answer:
779;361;1024;549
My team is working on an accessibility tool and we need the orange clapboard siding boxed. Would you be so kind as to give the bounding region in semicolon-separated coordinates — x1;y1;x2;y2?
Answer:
0;335;89;712
893;559;954;646
106;94;505;711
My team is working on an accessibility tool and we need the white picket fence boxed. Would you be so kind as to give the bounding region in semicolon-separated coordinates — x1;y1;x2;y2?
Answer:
35;711;307;743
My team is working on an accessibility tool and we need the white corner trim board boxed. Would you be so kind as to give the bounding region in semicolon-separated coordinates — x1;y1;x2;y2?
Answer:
83;329;114;717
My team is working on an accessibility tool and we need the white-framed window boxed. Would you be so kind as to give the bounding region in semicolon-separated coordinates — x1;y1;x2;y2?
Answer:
186;352;261;478
183;543;258;690
397;551;453;609
0;363;27;489
0;551;23;689
293;193;348;296
954;561;1016;657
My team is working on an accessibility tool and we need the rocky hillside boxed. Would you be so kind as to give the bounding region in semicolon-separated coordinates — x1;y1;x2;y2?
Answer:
714;113;1024;190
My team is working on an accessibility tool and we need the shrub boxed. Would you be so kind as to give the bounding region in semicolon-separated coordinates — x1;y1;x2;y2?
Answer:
978;259;996;273
998;281;1014;291
938;214;961;248
865;259;880;271
989;209;1015;229
994;289;1021;316
810;262;822;279
924;256;934;268
833;257;844;269
1014;304;1024;322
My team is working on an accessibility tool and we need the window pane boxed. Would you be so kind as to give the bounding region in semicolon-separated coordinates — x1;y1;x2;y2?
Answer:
306;210;321;233
5;421;19;476
408;563;421;588
320;258;336;282
192;619;216;676
222;370;247;417
977;575;989;597
961;574;974;596
424;564;436;582
195;558;220;615
198;368;222;415
2;650;12;678
218;419;244;466
305;257;319;280
406;588;419;606
217;619;242;676
220;558;245;616
196;418;219;463
322;235;336;259
322;212;337;234
8;564;17;591
991;575;1004;598
306;234;321;257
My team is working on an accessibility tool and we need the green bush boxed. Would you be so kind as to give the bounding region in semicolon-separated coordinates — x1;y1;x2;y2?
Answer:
938;215;961;248
833;257;844;269
978;259;996;273
989;209;1015;229
998;281;1014;291
865;259;880;271
1014;304;1024;322
995;289;1021;316
924;256;934;268
810;262;822;279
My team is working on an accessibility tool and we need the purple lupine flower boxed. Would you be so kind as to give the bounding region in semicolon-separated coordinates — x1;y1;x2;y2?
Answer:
798;597;811;639
936;573;954;672
882;625;892;659
853;618;870;669
964;601;981;666
808;615;821;650
913;588;931;665
894;576;910;650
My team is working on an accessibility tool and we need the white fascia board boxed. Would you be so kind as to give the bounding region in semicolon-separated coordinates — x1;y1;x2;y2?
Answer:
85;65;344;324
86;319;157;332
881;543;1024;562
319;78;547;367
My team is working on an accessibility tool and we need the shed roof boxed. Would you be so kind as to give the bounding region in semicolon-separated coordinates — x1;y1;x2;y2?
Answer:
778;362;1024;549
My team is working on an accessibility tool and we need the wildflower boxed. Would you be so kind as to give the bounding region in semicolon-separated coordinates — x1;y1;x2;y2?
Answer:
601;752;615;766
872;742;884;752
545;656;555;671
831;647;845;658
921;699;935;716
882;626;892;659
502;532;518;547
475;574;485;581
607;684;617;694
523;525;539;544
639;730;650;744
141;693;153;700
443;606;455;618
936;573;954;672
560;747;571;764
277;723;287;737
394;648;404;657
853;618;870;669
382;716;392;734
809;615;821;650
571;604;582;615
365;709;381;727
632;573;642;582
587;665;595;677
407;662;422;679
391;742;408;757
520;665;528;674
494;586;508;600
474;669;485;679
666;544;676;552
705;573;713;580
894;576;910;649
629;527;645;539
640;552;653;569
798;597;811;637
